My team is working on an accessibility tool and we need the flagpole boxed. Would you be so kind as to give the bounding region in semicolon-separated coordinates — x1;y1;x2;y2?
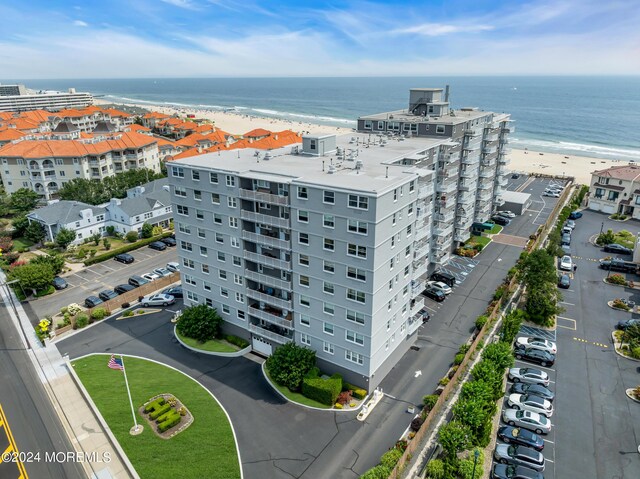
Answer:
120;355;141;433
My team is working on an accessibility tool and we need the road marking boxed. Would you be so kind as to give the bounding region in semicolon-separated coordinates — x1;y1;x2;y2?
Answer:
545;458;555;463
414;370;422;378
544;439;555;444
559;302;575;306
0;403;29;479
557;317;577;330
573;337;608;348
424;305;438;312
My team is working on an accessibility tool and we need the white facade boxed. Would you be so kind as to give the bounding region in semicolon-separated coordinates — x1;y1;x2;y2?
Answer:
0;90;93;112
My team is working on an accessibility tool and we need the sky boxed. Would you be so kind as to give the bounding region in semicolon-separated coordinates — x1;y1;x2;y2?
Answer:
1;0;639;78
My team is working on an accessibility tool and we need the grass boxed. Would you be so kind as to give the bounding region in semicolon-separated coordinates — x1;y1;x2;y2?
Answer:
176;330;240;353
488;224;503;235
12;237;34;250
613;230;635;249
73;355;240;479
264;367;331;409
466;235;492;248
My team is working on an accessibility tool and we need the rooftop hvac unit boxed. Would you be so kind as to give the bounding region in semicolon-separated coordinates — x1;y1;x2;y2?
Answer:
327;165;337;174
355;159;364;170
263;151;272;160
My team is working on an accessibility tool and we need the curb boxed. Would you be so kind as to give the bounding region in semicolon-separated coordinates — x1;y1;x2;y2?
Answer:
625;389;640;403
117;308;162;320
606;300;636;314
174;325;251;357
610;332;640;363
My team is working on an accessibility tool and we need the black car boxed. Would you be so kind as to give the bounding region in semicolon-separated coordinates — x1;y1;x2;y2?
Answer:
599;258;637;273
430;271;456;287
491;464;543;479
160;237;177;247
557;274;570;289
509;383;555;402
424;287;446;302
616;318;640;330
128;275;150;288
511;173;520;179
114;284;136;295
84;296;103;308
52;277;68;290
98;290;119;302
492;216;510;226
162;286;183;299
114;253;134;264
497;426;544;452
514;348;555;367
604;243;632;255
148;241;167;251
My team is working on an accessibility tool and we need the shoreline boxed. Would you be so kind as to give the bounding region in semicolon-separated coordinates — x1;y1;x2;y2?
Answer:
97;99;637;185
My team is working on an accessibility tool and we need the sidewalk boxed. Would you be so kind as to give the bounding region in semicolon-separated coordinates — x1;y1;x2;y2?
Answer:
0;277;135;479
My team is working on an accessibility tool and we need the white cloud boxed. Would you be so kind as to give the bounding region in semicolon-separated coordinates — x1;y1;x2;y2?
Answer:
160;0;200;10
73;20;88;27
392;23;494;36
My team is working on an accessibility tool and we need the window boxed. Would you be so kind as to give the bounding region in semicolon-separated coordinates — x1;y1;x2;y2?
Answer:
391;235;396;248
171;166;184;178
323;282;335;295
235;292;244;304
300;296;310;307
194;190;202;200
323;214;334;228
404;265;410;277
200;246;208;256
176;205;189;216
183;258;194;269
192;170;200;180
347;243;367;259
409;180;415;192
323;322;334;335
436;125;446;135
300;315;310;327
234;274;243;285
174;186;187;197
211;193;220;204
210;172;218;183
184;275;196;286
608;191;619;201
406;225;412;236
230;237;239;248
227;197;237;208
196;209;204;220
363;120;372;130
323;261;335;273
220;288;229;297
217;252;226;262
215;233;223;243
407;203;413;216
403;285;408;296
323;238;335;251
345;350;364;365
213;214;222;224
219;270;227;280
204;282;211;291
389;279;393;291
323;303;335;315
347;267;366;282
226;175;235;187
186;291;198;301
202;264;210;274
222;304;230;314
299;232;309;245
237;310;245;320
348;194;368;210
347;289;366;304
393;189;398;201
233;256;242;266
299;254;309;266
323;191;334;204
297;186;308;199
300;333;311;345
323;341;334;354
392;213;396;225
180;241;192;252
198;227;206;238
347;310;365;325
299;275;310;287
298;210;309;223
346;330;364;345
347;220;368;235
229;217;238;228
377;121;384;129
405;245;411;257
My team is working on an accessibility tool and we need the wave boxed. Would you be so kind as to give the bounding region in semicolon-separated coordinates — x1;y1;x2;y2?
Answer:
511;137;640;161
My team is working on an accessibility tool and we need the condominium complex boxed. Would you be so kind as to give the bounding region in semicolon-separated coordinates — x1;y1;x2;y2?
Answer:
168;88;511;388
0;84;94;112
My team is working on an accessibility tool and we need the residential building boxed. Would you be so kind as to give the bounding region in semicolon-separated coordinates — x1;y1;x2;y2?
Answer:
588;164;640;218
0;87;93;112
0;84;28;96
27;200;107;243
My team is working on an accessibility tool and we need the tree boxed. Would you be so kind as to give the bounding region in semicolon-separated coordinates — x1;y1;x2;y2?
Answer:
30;253;65;275
452;397;492;443
55;227;77;249
11;216;29;238
140;222;153;239
460;380;494;408
471;361;504;400
438;421;472;458
9;188;39;213
8;263;53;294
481;342;515;371
596;229;615;246
90;233;101;246
458;448;485;479
522;249;557;286
265;342;316;391
525;285;562;326
425;459;445;479
176;303;223;343
103;238;111;250
125;231;139;243
25;221;46;244
500;309;526;343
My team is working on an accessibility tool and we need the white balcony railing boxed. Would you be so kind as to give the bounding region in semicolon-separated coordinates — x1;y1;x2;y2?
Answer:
240;210;290;228
241;230;290;250
248;323;293;344
244;270;291;291
243;250;291;270
248;307;294;329
246;290;292;311
436;181;457;194
418;184;435;198
239;188;289;205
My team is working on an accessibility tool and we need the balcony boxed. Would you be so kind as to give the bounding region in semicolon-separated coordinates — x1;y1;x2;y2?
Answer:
418;184;434;198
248;306;294;329
494;196;505;207
453;228;470;243
500;148;512;156
464;128;482;137
461;155;480;166
458;192;475;205
413;259;429;278
481;159;496;169
496;176;508;187
484;133;499;142
436;181;457;195
503;125;515;134
483;145;498;155
413;241;430;260
243;250;290;270
478;179;493;190
434;223;453;238
409;297;426;318
248;323;294;344
431;251;451;266
415;222;431;241
244;270;291;291
246;289;292;310
242;230;290;250
436;211;454;223
478;190;493;202
239;188;288;205
240;210;290;229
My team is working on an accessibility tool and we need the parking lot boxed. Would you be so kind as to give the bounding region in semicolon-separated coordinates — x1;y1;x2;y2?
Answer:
28;245;180;320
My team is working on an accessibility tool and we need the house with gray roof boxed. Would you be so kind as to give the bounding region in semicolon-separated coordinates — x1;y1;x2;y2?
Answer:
27;200;107;243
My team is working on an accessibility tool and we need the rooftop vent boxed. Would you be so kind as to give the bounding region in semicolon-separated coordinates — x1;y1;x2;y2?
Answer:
355;159;364;170
327;165;337;174
263;151;272;160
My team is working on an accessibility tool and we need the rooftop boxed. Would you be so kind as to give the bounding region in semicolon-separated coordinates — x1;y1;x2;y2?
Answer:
28;200;105;225
592;164;640;182
359;108;495;125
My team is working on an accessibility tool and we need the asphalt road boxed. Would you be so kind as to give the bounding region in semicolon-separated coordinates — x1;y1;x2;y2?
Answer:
0;306;85;479
29;245;180;320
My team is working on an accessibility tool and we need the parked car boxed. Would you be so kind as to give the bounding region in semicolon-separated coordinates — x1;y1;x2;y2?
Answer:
508;368;550;386
514;348;555;367
419;308;430;323
141;293;175;307
561;244;571;255
114;253;134;264
98;290;119;302
142;272;161;282
492;216;511;226
509;383;554;402
558;274;570;289
497;425;544;451
507;394;554;417
148;241;167;251
424;287;446;302
566;219;576;229
515;337;557;354
430;270;456;287
153;267;172;277
128;275;150;288
114;284;136;295
426;280;452;295
561;226;572;235
493;444;545;472
84;296;103;308
569;211;583;219
561;233;571;246
604;243;633;255
511;173;520;179
166;262;180;273
162;286;183;299
498;211;517;219
52;277;68;290
542;191;560;197
502;408;552;435
160;237;177;247
491;463;543;479
559;255;573;271
599;258;637;273
616;318;640;330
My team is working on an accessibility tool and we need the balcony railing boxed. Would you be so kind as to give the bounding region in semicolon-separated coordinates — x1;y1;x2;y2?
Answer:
418;184;434;198
242;230;290;250
483;145;498;155
453;228;470;243
248;323;293;344
413;260;429;278
415;222;431;241
246;289;292;310
461;155;480;166
458;192;475;205
436;181;457;194
413;241;430;260
244;270;291;291
479;168;493;179
481;159;496;169
478;179;493;190
436;211;454;223
503;125;515;134
243;250;290;270
240;210;290;229
484;133;499;142
239;188;289;205
434;223;453;237
248;307;294;329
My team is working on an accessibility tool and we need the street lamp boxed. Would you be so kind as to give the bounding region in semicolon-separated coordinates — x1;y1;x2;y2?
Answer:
471;449;480;478
600;222;605;235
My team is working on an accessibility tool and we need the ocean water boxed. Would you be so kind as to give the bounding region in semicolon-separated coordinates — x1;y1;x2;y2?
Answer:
7;76;640;160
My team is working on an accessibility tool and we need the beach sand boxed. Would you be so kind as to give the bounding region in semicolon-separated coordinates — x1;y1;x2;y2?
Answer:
97;99;636;185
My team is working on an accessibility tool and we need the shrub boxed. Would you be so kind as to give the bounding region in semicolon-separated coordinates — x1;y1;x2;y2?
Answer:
336;390;352;405
458;343;470;355
149;403;172;420
75;314;89;328
493;285;505;301
454;353;465;366
423;394;438;412
158;414;182;433
475;315;488;331
103;238;111;250
156;409;178;423
500;309;526;343
612;299;630;311
121;302;130;309
607;274;627;286
82;231;173;266
137;309;144;314
438;377;450;386
426;459;445;479
380;448;402;470
67;303;83;316
90;307;108;320
458;448;485;479
225;334;249;349
266;342;316;391
410;416;424;432
596;229;616;245
60;306;68;315
360;465;393;479
343;382;367;399
176;303;223;343
144;398;165;413
123;310;134;317
305;367;320;379
125;231;139;243
334;403;343;409
482;342;515;370
631;347;640;359
301;376;342;405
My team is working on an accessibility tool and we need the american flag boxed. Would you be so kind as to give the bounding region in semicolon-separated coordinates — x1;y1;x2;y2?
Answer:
108;355;124;371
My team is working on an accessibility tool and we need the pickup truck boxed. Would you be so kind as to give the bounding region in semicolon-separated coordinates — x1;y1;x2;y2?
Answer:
599;258;638;273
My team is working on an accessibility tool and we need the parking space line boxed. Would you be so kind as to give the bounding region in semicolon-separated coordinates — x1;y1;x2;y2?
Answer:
514;361;556;373
424;305;438;312
559;301;575;306
557;317;577;330
544;439;555;444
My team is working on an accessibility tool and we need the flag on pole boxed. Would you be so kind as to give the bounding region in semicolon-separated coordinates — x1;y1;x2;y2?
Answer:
108;354;124;371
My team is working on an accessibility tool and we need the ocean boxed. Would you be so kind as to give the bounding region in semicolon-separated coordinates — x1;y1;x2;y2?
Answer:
7;76;640;160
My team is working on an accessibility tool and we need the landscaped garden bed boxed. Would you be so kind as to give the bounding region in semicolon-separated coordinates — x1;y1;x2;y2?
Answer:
175;328;248;354
455;235;490;258
596;228;635;249
140;393;193;439
625;386;640;403
118;308;161;320
612;329;640;361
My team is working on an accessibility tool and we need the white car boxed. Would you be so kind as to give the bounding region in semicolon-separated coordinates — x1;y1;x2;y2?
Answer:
515;336;557;354
141;294;175;307
426;280;452;295
498;211;516;219
502;408;552;435
507;393;554;418
142;272;161;282
508;367;550;387
166;262;180;272
153;267;172;277
559;255;573;271
543;191;560;198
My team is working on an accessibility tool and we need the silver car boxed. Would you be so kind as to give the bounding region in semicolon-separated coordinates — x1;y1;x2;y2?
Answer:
502;408;551;435
153;267;172;277
426;280;452;295
507;393;554;418
515;336;557;354
508;368;550;387
141;294;175;307
493;444;545;472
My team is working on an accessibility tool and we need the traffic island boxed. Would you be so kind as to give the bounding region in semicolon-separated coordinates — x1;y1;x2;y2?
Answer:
117;308;162;320
611;331;640;362
625;388;640;403
607;299;638;313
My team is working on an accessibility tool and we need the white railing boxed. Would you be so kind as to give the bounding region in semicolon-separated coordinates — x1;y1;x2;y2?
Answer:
244;270;291;290
413;242;430;260
247;306;294;329
240;210;290;228
461;154;480;165
243;250;290;270
484;133;499;142
246;290;292;310
415;223;431;241
239;188;288;205
248;323;293;344
413;260;429;278
241;230;290;250
418;184;435;198
434;224;453;237
436;181;457;194
409;298;425;318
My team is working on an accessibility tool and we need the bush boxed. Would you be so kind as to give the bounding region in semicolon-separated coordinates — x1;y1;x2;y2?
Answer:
458;448;485;479
410;416;424;432
144;398;165;412
607;274;627;286
224;334;249;349
60;306;68;315
90;307;108;320
454;353;465;366
158;413;182;432
500;309;526;343
121;302;130;309
475;315;488;331
423;394;438;412
125;231;139;243
458;343;470;355
75;314;89;328
344;382;367;399
380;448;402;470
266;342;316;391
176;303;223;343
123;310;134;317
596;229;616;246
336;390;352;405
631;347;640;359
301;376;342;405
82;232;174;266
360;465;393;479
149;403;172;420
612;299;630;310
439;377;450;386
426;459;445;479
334;403;343;409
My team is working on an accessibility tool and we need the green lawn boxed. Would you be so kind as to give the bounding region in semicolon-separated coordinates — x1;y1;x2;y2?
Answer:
466;235;492;248
73;355;240;479
488;224;503;235
264;367;331;409
176;330;240;353
613;230;635;249
12;237;34;250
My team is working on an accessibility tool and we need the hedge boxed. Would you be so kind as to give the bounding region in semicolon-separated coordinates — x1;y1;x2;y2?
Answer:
344;382;367;400
225;334;249;349
149;403;172;420
83;231;173;266
158;413;182;432
144;398;165;413
156;409;178;423
301;377;342;406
